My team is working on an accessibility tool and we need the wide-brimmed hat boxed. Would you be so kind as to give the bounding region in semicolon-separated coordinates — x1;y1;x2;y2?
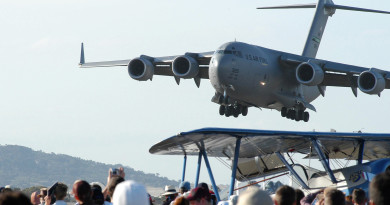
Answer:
161;185;177;196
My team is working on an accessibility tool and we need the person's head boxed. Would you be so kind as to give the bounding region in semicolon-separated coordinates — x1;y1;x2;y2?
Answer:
351;189;366;205
30;191;40;205
112;180;149;205
72;180;92;204
274;185;296;205
0;191;32;205
37;188;47;204
91;186;104;205
295;189;304;205
186;187;212;205
107;176;125;199
162;185;178;202
369;171;390;205
179;181;191;194
237;187;273;205
324;188;345;205
54;182;68;200
174;196;190;205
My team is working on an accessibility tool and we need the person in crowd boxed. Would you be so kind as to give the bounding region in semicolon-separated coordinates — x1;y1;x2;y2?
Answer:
228;195;238;205
91;185;104;205
111;180;149;205
161;185;178;205
273;185;296;205
186;187;212;205
44;182;68;205
179;182;191;195
147;193;154;205
295;189;304;205
196;183;216;205
72;180;94;205
105;176;124;203
237;187;273;205
0;191;32;205
351;189;366;205
37;188;47;205
173;196;189;205
30;191;40;205
369;170;390;205
324;188;345;205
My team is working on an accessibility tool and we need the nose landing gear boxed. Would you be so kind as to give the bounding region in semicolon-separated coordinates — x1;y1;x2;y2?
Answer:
281;107;309;122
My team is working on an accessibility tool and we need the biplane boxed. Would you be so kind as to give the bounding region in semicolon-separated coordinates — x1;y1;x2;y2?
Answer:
150;128;390;201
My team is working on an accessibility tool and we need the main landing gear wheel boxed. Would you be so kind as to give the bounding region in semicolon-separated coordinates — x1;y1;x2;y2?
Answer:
241;106;248;116
221;104;247;118
219;105;225;115
281;107;310;122
303;112;309;122
281;107;287;117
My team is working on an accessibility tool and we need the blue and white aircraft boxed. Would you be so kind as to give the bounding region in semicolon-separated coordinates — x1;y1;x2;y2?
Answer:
79;0;390;122
149;128;390;201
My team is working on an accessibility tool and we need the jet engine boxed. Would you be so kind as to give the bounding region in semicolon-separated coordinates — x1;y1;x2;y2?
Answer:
172;56;199;78
296;62;324;86
358;70;385;95
128;58;154;81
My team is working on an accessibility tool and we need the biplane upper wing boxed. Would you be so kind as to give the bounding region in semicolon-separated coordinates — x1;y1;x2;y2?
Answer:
150;128;390;160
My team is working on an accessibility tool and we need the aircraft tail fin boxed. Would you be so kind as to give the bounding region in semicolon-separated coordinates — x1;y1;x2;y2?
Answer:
80;43;85;65
258;0;390;58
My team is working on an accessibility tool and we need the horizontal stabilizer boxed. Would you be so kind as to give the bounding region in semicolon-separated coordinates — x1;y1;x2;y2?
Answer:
257;4;316;10
324;4;390;14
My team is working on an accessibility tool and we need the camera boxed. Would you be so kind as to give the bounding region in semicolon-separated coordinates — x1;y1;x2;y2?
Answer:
48;182;58;196
111;168;119;175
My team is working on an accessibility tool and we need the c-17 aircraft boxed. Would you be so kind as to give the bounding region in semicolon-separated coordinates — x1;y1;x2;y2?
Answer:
80;0;390;122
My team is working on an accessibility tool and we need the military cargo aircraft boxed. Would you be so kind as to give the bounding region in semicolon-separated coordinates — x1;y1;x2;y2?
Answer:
79;0;390;122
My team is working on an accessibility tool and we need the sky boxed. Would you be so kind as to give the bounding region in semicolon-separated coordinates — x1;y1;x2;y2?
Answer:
1;0;390;187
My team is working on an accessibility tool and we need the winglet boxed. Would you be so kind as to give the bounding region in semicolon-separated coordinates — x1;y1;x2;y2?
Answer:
80;43;85;65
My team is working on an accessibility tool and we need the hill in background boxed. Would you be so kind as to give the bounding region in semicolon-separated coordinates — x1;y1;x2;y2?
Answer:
0;144;179;190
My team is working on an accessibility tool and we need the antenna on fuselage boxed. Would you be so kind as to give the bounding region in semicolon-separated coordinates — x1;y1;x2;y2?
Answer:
257;0;390;58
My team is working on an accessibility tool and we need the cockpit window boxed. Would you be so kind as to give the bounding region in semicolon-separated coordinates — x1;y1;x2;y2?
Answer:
215;50;243;58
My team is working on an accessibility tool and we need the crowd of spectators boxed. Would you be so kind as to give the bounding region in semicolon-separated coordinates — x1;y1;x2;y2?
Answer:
0;168;389;205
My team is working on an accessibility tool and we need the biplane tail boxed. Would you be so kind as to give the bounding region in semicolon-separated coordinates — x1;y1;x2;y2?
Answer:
257;0;390;58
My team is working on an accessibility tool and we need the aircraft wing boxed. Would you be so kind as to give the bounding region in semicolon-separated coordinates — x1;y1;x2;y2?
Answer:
150;127;390;160
79;44;214;84
150;128;390;181
280;54;390;96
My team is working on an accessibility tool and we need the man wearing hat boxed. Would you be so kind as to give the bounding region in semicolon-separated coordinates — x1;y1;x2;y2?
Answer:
161;185;178;205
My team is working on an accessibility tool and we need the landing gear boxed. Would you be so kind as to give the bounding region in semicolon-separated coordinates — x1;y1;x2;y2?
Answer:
281;107;310;122
219;105;225;115
219;104;248;118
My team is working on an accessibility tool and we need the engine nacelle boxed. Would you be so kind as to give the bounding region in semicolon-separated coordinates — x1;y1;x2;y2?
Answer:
358;70;385;95
296;62;324;86
172;56;199;79
128;58;154;81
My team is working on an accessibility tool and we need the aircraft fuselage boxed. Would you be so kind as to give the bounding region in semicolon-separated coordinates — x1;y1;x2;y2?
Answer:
209;42;321;112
